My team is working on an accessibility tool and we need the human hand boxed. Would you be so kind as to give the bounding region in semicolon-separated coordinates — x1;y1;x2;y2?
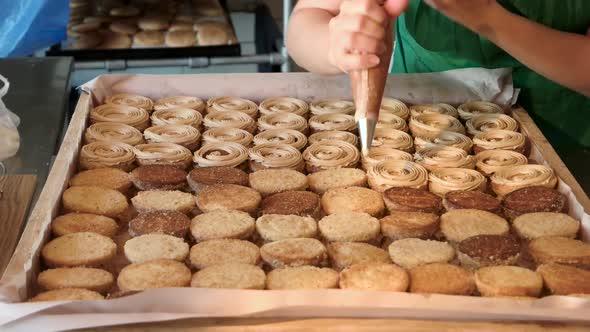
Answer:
423;0;499;32
328;0;408;72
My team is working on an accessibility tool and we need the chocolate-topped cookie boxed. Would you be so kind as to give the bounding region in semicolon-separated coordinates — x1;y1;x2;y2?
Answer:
502;186;568;221
383;187;442;214
457;234;521;269
187;167;248;193
130;165;187;190
444;191;501;215
261;191;321;220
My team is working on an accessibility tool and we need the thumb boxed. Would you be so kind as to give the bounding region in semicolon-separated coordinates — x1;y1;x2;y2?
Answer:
384;0;409;16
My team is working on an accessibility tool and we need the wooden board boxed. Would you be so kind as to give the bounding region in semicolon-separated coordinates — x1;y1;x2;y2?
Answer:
80;318;590;332
0;175;36;275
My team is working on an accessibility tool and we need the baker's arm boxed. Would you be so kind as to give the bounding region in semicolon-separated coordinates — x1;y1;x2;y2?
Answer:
426;0;590;97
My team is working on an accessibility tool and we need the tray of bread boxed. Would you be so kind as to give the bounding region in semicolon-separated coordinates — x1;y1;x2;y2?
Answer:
1;71;589;329
46;0;240;60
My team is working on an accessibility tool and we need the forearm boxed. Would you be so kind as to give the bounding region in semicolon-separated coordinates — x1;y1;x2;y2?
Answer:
474;3;590;97
286;8;341;74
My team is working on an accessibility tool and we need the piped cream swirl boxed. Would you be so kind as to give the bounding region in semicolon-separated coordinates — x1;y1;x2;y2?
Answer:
367;160;429;192
249;143;304;170
154;96;205;114
259;97;308;118
193;142;249;168
79;141;136;171
144;124;201;151
491;164;557;197
429;168;487;197
202;127;253;147
85;122;145;146
90;104;150;131
253;129;307;150
105;93;154;112
207;96;258;119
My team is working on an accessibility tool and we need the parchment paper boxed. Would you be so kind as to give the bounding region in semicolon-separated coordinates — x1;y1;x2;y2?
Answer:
1;68;589;332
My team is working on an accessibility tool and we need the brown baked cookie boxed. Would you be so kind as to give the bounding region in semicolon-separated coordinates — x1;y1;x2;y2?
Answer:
71;33;103;49
457;234;521;269
98;32;132;49
110;21;138;35
261;191;321;219
51;213;119;238
321;186;385;217
134;31;165;47
187;167;249;193
165;31;196;47
409;263;475;295
537;263;590;295
128;210;190;238
444;191;501;215
69;168;132;193
138;16;170;31
42;232;117;268
62;186;128;218
383;187;442;214
502;186;568;221
528;237;590;269
129;165;187;190
196;184;261;216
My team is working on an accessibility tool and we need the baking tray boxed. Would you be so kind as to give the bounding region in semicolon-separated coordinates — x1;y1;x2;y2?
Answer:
45;0;241;60
1;70;590;331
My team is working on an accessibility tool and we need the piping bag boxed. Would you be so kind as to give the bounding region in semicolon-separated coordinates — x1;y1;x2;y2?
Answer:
350;14;394;156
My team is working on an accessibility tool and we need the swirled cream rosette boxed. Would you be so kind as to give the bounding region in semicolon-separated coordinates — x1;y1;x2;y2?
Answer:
150;107;203;129
259;97;309;118
308;113;357;133
491;164;557;197
310;99;355;116
134;142;193;169
308;130;358;146
474;150;529;176
367;160;429;192
302;140;360;173
361;147;413;170
414;131;473;154
79;141;136;171
473;129;526;154
253;129;307;150
207;96;259;119
258;112;308;134
202;127;253;147
193;141;249;169
371;128;414;153
204;110;256;134
90;104;150;131
377;113;409;132
458;101;504;121
154;96;206;114
409;113;465;139
248;143;304;172
414;146;475;172
410;103;459;119
380;97;410;121
428;168;487;197
105;93;154;112
85;122;145;146
466;114;519;137
144;124;201;151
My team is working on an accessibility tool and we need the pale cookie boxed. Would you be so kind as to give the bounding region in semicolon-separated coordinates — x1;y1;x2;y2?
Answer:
51;213;118;238
30;288;104;302
475;266;543;297
388;238;455;269
189;239;260;269
62;186;128;218
191;263;266;289
267;266;339;290
124;234;189;263
117;259;191;291
190;210;255;242
37;267;114;293
339;263;409;291
42;232;117;267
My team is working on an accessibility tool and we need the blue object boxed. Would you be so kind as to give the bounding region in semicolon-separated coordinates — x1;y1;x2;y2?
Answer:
0;0;69;57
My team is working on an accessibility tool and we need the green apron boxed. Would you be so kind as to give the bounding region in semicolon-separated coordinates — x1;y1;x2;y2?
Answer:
392;0;590;148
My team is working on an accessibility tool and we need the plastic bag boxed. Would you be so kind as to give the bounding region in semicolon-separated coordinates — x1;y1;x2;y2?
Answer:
0;75;20;164
0;0;69;56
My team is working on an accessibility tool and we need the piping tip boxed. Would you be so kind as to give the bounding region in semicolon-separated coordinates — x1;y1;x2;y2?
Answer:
358;117;377;156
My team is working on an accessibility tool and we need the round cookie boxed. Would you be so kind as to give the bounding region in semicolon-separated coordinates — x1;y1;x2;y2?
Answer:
255;215;317;242
117;259;192;291
196;184;261;216
249;169;308;197
190;210;255;242
321;186;385;217
187;167;249;193
266;266;339;290
189;239;260;269
327;242;390;271
128;210;190;238
37;267;114;293
130;165;187;190
536;263;590;295
62;186;128;218
260;238;327;268
138;17;170;31
457;235;521;269
388;238;455;269
51;213;118;238
409;263;475;295
382;187;442;214
30;288;104;302
134;31;165;47
513;212;580;240
99;32;132;49
380;212;439;241
339;263;409;291
71;33;103;49
110;21;138;35
69;168;132;193
307;168;367;194
318;212;380;243
475;266;543;297
528;237;590;268
165;31;196;47
131;190;195;214
501;186;568;221
191;263;266;289
42;232;117;268
260;191;321;219
444;191;501;215
440;209;509;243
124;234;189;263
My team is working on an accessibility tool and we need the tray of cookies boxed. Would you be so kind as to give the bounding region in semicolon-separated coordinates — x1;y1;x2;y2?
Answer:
46;0;240;60
1;69;590;330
